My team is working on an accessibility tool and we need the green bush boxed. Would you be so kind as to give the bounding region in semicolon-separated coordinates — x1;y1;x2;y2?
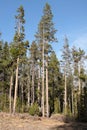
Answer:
54;98;60;113
0;94;9;112
29;102;40;116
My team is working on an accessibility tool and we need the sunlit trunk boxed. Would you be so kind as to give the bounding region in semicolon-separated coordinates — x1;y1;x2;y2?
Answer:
46;56;49;117
38;64;41;105
9;74;13;113
13;57;19;114
78;64;81;95
42;32;45;117
64;73;67;114
27;75;30;107
21;83;24;111
32;62;35;104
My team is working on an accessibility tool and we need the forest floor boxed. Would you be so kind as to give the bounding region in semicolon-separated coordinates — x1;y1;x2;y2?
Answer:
0;112;87;130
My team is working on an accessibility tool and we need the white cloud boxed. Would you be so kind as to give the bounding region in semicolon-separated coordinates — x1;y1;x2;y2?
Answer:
72;33;87;52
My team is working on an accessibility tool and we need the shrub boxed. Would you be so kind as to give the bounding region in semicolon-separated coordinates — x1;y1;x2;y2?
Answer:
29;102;40;116
54;98;60;113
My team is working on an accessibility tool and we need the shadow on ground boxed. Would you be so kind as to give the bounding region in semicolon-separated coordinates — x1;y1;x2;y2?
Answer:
50;122;87;130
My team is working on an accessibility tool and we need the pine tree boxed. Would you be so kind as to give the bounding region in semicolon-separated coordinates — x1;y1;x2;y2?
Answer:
35;3;57;117
0;40;11;111
61;36;72;115
72;47;86;118
11;5;29;114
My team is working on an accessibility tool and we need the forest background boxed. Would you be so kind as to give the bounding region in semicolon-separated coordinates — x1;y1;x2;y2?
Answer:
0;0;87;122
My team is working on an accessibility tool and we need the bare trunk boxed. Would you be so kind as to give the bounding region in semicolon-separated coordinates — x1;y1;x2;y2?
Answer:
42;34;45;117
27;75;30;107
78;63;81;118
13;57;19;114
46;57;49;117
21;84;24;111
72;87;74;115
64;73;67;114
32;63;35;104
38;65;41;105
78;64;81;95
9;74;13;113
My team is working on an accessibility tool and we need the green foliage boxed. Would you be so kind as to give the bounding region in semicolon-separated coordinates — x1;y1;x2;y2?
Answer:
54;98;60;113
30;41;38;61
61;36;72;75
42;3;57;42
36;3;57;44
15;97;28;113
16;98;21;113
14;6;25;42
49;51;63;114
0;94;9;112
77;87;87;122
29;102;40;116
10;5;29;61
0;3;87;123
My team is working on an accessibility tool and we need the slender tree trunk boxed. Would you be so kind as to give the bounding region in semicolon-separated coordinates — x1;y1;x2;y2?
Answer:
9;74;13;113
13;57;19;114
38;64;41;106
78;63;81;118
32;63;35;104
72;86;74;115
46;56;49;117
42;35;45;117
27;75;30;107
21;83;24;111
78;64;81;95
64;73;67;114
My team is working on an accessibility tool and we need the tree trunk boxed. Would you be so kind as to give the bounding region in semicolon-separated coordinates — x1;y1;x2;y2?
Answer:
38;64;41;106
64;73;67;114
27;75;30;107
46;57;49;117
21;83;24;111
13;57;19;114
78;64;81;95
9;74;13;113
78;63;81;119
72;86;74;115
32;63;35;104
42;36;45;117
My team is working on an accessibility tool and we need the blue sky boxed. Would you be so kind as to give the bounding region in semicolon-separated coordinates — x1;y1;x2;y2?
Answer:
0;0;87;59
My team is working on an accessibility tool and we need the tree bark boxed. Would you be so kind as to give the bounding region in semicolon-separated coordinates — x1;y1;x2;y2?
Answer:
46;56;49;117
13;57;19;114
72;86;74;115
21;83;24;111
38;64;41;106
32;62;35;104
27;75;30;107
64;73;67;114
78;64;81;95
42;34;45;117
9;74;13;113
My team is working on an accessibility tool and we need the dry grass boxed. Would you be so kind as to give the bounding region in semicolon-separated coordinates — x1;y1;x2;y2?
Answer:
0;112;87;130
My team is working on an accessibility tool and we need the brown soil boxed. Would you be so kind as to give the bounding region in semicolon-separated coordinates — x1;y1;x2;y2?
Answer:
0;112;87;130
